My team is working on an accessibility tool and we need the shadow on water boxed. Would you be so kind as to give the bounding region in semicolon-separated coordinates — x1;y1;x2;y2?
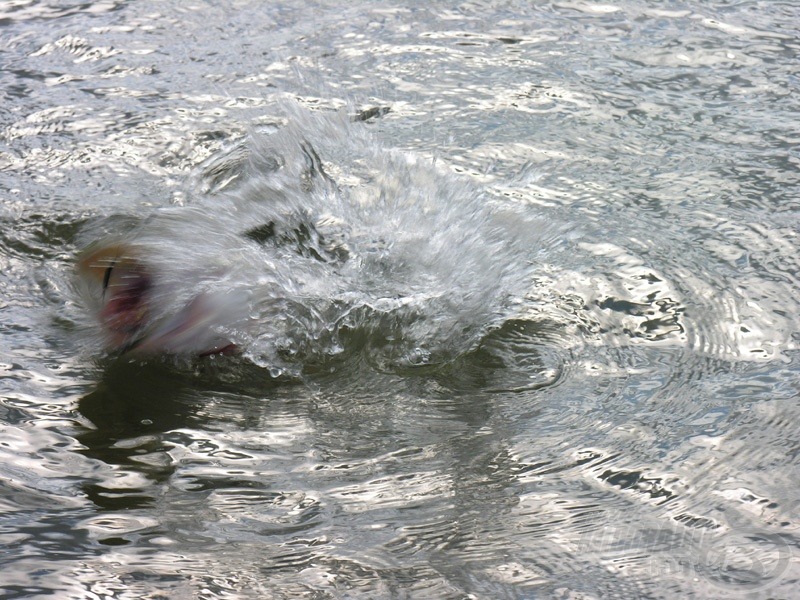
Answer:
433;319;566;396
74;317;564;514
75;357;286;510
62;320;589;597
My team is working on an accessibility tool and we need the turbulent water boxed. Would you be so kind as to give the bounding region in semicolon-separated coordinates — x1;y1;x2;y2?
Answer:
1;1;799;599
71;106;555;374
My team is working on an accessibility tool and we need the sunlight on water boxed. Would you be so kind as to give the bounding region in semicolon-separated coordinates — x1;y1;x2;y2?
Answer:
0;1;798;598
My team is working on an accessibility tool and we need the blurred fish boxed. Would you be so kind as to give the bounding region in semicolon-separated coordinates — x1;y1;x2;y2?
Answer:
76;243;240;356
74;106;551;371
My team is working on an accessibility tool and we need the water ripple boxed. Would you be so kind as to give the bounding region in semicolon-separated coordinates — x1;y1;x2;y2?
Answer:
1;0;799;598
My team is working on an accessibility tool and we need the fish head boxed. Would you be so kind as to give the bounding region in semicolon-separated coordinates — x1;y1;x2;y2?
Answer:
77;243;241;356
77;244;152;349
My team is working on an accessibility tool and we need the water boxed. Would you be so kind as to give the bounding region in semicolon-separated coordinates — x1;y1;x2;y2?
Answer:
1;1;798;598
71;107;551;371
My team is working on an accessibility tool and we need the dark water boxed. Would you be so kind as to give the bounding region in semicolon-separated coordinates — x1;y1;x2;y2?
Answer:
1;1;799;598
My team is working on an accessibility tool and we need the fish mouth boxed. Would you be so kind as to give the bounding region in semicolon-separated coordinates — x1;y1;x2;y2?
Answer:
77;244;152;348
100;265;151;340
77;244;238;356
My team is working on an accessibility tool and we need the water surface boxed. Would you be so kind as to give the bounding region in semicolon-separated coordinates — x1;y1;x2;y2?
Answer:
1;1;798;598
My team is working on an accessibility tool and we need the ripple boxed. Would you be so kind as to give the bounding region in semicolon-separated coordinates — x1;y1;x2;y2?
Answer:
0;1;124;25
1;0;799;597
422;319;565;395
30;34;122;62
76;514;159;545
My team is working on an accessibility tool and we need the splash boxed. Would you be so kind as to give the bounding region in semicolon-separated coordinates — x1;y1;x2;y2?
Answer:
76;107;551;375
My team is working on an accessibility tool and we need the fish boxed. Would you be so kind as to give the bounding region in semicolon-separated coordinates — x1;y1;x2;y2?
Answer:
74;107;542;371
76;243;240;356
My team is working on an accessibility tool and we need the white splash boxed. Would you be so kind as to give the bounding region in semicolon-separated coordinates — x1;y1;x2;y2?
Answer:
76;106;553;375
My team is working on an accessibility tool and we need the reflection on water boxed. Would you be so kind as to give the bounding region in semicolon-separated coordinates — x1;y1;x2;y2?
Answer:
76;361;211;510
1;0;799;598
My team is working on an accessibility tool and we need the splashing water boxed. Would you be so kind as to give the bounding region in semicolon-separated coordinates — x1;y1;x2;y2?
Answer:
74;106;557;376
